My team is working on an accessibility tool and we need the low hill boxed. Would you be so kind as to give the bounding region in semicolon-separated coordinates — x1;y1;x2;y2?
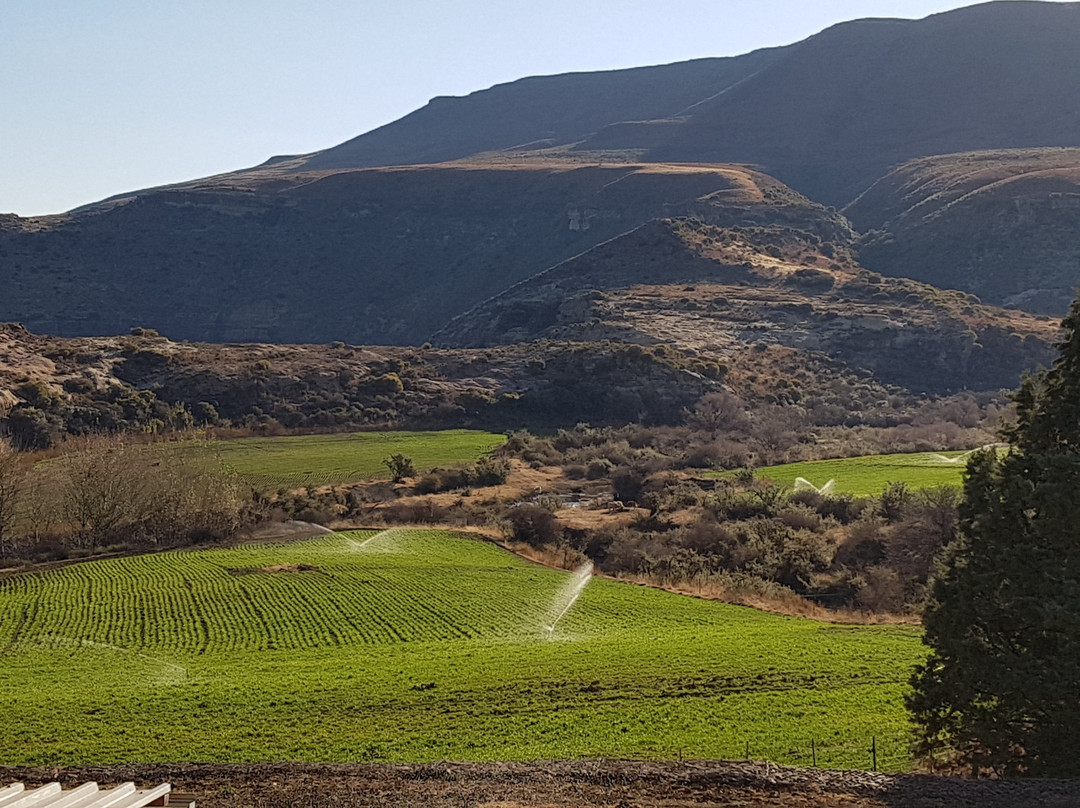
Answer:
0;303;1008;451
846;148;1080;313
0;160;848;345
0;323;729;446
436;218;1058;394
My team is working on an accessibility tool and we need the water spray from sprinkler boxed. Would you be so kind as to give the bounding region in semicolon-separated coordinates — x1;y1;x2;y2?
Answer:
542;561;593;637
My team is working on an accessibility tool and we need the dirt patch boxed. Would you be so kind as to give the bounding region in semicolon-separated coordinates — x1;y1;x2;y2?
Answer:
554;504;648;531
4;760;1079;808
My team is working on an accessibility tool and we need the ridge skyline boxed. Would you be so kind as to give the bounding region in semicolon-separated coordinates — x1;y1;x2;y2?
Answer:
5;0;1072;216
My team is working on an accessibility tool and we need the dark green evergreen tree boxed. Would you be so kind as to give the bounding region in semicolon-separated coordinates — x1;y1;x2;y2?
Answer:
908;298;1080;776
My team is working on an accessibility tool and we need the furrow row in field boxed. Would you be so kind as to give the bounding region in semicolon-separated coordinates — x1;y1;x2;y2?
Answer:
2;531;577;653
0;529;927;769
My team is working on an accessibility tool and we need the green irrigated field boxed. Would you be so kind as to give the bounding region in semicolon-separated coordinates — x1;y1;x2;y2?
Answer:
711;451;984;497
200;429;506;488
0;530;923;769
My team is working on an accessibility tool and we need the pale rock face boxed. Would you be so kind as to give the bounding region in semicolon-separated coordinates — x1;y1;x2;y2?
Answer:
567;207;597;232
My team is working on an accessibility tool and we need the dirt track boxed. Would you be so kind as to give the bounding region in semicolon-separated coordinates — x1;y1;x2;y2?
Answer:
5;760;1080;808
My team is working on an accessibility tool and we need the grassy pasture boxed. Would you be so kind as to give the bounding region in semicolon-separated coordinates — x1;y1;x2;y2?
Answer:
0;530;923;769
710;451;982;497
198;429;506;488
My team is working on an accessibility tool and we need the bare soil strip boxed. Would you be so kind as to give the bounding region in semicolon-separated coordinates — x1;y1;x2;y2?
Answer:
4;760;1079;808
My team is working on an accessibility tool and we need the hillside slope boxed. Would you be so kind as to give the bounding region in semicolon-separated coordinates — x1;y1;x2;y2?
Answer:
0;160;849;344
296;50;784;172
436;218;1057;394
846;148;1080;313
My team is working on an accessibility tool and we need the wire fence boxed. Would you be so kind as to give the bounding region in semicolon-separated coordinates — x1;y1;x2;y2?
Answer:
668;731;918;772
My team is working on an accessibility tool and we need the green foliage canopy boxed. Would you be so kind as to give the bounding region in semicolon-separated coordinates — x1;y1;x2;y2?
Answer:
908;298;1080;776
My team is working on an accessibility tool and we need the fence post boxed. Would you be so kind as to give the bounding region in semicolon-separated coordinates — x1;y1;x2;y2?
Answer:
745;740;750;760
872;736;877;772
811;738;816;767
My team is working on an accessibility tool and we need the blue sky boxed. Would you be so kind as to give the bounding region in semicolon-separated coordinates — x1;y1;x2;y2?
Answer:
1;1;1067;215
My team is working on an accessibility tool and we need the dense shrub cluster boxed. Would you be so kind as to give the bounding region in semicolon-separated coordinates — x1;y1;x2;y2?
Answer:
554;476;959;613
414;457;512;494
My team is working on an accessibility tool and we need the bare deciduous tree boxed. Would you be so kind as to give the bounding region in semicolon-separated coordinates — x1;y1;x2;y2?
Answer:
685;392;747;438
0;438;28;560
59;438;144;551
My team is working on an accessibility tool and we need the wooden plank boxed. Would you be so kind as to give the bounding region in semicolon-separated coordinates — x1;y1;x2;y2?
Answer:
0;783;175;808
94;785;171;808
0;784;26;807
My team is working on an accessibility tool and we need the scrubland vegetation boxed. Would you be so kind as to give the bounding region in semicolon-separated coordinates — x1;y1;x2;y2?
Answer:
1;375;1006;619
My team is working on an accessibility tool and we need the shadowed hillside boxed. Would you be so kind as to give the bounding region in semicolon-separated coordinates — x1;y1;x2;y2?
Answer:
847;148;1080;313
0;160;848;344
436;218;1058;394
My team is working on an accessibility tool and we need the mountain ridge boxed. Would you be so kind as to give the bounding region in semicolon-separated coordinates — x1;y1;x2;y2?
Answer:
3;1;1080;353
279;1;1080;206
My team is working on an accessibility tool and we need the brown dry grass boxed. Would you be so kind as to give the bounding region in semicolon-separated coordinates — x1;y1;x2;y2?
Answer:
618;574;919;626
553;504;648;530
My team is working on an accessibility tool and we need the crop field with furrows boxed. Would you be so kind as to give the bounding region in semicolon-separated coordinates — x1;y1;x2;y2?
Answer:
192;429;506;488
710;450;996;497
0;530;923;770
